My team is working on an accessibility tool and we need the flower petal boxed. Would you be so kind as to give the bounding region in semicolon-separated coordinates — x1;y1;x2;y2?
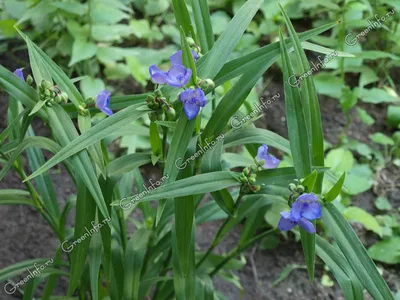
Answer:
256;144;268;161
262;154;280;169
179;89;194;103
167;65;192;88
96;90;111;109
170;50;199;66
280;211;292;219
298;218;316;233
296;193;318;203
101;107;113;116
149;65;168;84
184;102;200;120
301;201;322;221
193;88;206;106
278;216;296;231
13;68;25;81
291;199;304;221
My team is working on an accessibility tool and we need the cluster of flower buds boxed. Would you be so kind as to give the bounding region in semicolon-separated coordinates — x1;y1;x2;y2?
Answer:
239;165;261;193
146;90;176;119
288;183;305;206
186;37;201;55
38;80;68;107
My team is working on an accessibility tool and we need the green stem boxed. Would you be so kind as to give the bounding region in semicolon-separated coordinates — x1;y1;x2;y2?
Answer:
196;190;244;269
209;229;276;277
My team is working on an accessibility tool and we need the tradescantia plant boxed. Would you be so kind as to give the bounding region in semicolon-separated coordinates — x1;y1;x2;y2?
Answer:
0;1;396;299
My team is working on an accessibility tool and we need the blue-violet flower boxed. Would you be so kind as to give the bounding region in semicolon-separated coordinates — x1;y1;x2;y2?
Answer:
277;193;322;233
179;88;206;120
256;144;280;169
166;65;192;88
96;90;113;116
14;68;25;81
170;50;199;66
149;65;168;85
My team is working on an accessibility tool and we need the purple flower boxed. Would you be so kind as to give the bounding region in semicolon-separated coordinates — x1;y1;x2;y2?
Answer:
96;90;113;116
13;69;25;81
291;193;322;221
277;193;322;233
179;88;206;120
277;211;316;233
166;65;192;88
149;65;168;85
170;50;199;66
256;144;280;169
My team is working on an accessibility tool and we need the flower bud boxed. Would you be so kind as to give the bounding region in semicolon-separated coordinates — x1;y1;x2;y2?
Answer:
252;185;261;192
149;112;158;122
61;92;69;103
40;80;52;89
205;79;215;89
26;75;33;85
248;177;256;184
289;183;297;192
154;90;163;98
166;107;176;118
186;37;196;47
296;185;305;193
243;167;250;176
85;97;95;106
250;165;258;173
44;89;51;97
55;95;62;103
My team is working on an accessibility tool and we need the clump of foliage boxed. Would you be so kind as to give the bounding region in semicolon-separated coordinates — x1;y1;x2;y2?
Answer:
0;1;398;299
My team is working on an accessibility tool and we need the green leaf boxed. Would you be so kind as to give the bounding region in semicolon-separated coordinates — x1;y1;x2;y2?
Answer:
115;171;240;205
301;170;318;192
225;126;291;153
0;65;44;117
197;0;263;79
17;29;84;107
180;27;197;86
279;4;325;192
375;196;392;211
89;227;102;300
0;136;61;181
69;39;97;66
52;1;87;15
370;133;395;146
324;172;346;203
24;103;150;182
355;87;400;104
155;113;196;225
357;107;375;126
214;21;338;86
46;104;110;221
368;238;400;264
316;236;364;300
201;136;235;216
67;180;97;295
191;0;214;52
107;153;151;177
323;203;394;300
279;28;311;179
123;228;150;300
343;207;382;236
387;106;400;128
171;0;196;40
29;100;46;116
0;258;50;282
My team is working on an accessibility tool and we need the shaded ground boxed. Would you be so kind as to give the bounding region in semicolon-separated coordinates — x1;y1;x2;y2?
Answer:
1;50;400;299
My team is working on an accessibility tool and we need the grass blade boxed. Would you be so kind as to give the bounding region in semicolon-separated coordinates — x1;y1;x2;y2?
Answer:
323;203;394;300
191;0;214;53
24;103;150;182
